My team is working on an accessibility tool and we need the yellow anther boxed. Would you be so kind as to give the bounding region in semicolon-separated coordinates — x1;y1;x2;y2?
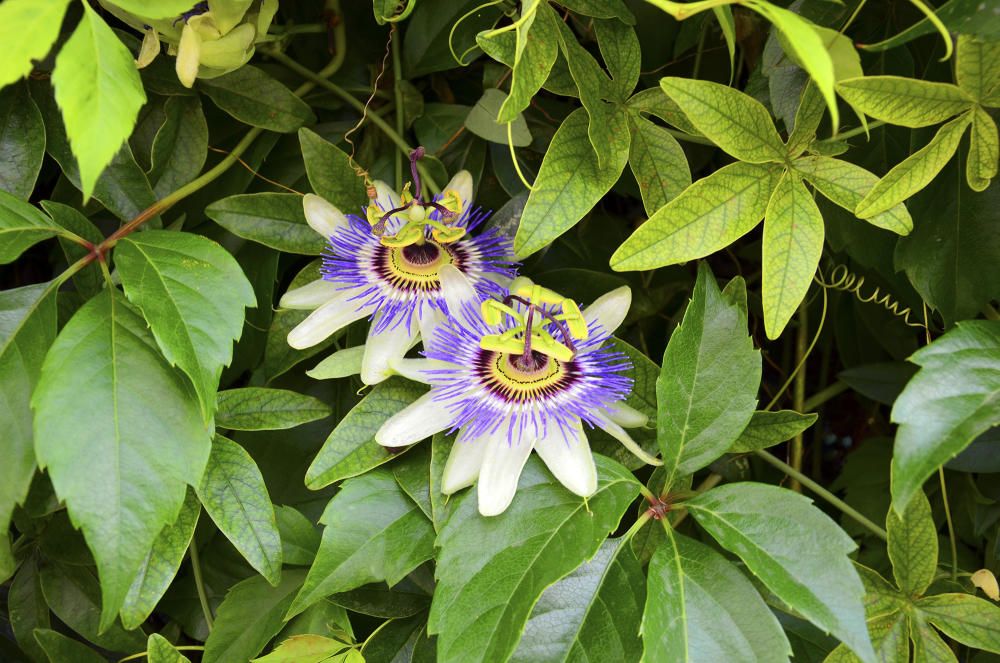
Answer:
431;225;466;244
438;189;465;216
480;334;529;355
559;299;588;340
380;223;423;247
366;201;384;227
531;335;574;362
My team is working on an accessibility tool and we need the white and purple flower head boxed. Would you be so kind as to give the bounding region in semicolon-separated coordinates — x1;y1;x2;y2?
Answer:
281;152;515;385
375;269;658;516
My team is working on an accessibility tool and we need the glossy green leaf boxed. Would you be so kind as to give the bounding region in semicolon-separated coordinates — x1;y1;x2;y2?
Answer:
956;35;1000;103
403;0;504;77
216;387;331;431
515;108;630;258
33;629;106;663
555;20;618;165
200;66;313;132
203;571;307;663
836;77;971;128
856;113;972;219
0;82;45;199
9;558;50;663
52;2;146;200
967;105;998;191
428;456;639;663
660;77;785;163
890;320;1000;512
197;435;283;585
149;95;208;198
611;162;782;271
627;114;691;216
658;263;760;490
513;540;644;663
464;89;532;146
121;488;201;629
643;530;791;663
762;171;825;339
494;1;559;123
361;616;426;663
595;18;640;101
687;483;875;663
148;633;192;663
916;593;1000;652
0;191;61;264
0;282;57;538
288;469;436;618
887;489;936;597
555;0;634;22
0;0;71;87
206;193;325;254
116;229;255;417
33;289;211;630
275;505;321;566
306;346;365;380
793;156;912;235
253;634;352;662
306;378;426;488
299;128;366;213
730;410;818;453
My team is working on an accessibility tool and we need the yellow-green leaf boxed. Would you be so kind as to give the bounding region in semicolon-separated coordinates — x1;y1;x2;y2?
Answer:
956;35;1000;103
611;162;782;271
887;489;936;597
787;82;826;157
628;114;691;216
967;105;998;192
660;77;785;163
836;76;971;128
762;172;825;339
52;2;146;200
856;112;972;218
916;593;1000;653
494;1;559;123
0;0;72;89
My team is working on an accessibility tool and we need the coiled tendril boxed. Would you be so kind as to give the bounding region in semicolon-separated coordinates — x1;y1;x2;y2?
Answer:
814;263;927;330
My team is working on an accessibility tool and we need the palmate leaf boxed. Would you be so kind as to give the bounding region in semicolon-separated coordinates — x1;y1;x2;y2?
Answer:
887;489;936;597
627;114;691;216
499;0;559;123
890;320;1000;513
148;633;192;663
33;289;212;631
33;629;107;663
594;18;641;102
915;594;1000;653
967;106;998;191
836;77;972;128
149;95;208;198
428;456;638;663
956;35;1000;104
464;89;532;146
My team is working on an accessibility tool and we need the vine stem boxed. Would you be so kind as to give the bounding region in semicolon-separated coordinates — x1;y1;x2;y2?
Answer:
939;469;958;581
817;119;886;144
789;303;808;491
392;27;404;191
765;287;827;412
801;380;847;412
189;541;215;632
755;449;888;541
119;646;205;662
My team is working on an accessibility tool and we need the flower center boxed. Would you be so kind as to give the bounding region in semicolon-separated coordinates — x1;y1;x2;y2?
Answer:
476;349;573;403
381;240;455;291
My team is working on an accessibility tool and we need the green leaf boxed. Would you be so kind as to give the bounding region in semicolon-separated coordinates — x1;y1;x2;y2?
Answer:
492;1;559;123
909;614;957;663
464;88;532;146
787;82;826;157
512;540;644;663
0;191;61;264
392;445;433;521
33;629;106;663
595;18;640;101
956;35;1000;103
836;77;972;129
288;469;436;618
275;505;321;566
253;634;352;662
861;0;1000;53
0;0;72;88
762;171;825;339
306;346;365;380
887;489;936;597
403;0;504;78
856;112;972;219
514;108;630;258
9;558;50;663
611;161;782;271
428;456;639;663
967;105;998;191
361;616;427;663
916;593;1000;653
306;378;426;489
148;633;192;663
217;387;331;431
627;114;691;216
299;128;367;213
52;2;146;200
626;87;701;136
116;229;255;417
33;289;211;631
203;571;307;663
730;410;819;453
793;156;913;235
109;0;207;18
657;263;761;490
200;66;313;132
643;529;791;663
890;320;1000;512
555;0;635;22
149;95;208;198
0;282;57;537
197;435;283;585
0;82;45;199
687;483;875;663
206;193;325;254
121;488;201;630
660;77;785;163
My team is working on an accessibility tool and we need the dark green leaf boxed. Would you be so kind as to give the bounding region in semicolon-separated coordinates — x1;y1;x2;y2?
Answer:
206;193;325;255
464;89;532;146
200;66;313;132
275;505;321;566
555;0;635;22
217;387;331;431
148;633;192;663
299;128;366;213
0;191;60;264
0;82;45;199
33;629;106;663
42;201;104;298
403;0;503;78
149;95;208;198
730;410;818;453
9;558;50;663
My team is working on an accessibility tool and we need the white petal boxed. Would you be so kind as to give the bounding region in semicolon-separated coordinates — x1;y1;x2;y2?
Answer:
389;357;449;385
303;194;348;239
419;305;446;346
443;170;473;209
583;286;632;335
373;179;402;212
375;392;453;447
279;279;340;310
533;422;597;497
361;317;417;385
604;401;648;429
441;428;488;494
287;294;370;349
478;430;534;516
439;264;480;318
593;413;662;467
307;346;365;380
175;23;202;88
136;28;160;68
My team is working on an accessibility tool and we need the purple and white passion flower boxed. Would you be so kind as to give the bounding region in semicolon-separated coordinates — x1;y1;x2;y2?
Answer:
375;269;658;516
280;155;515;385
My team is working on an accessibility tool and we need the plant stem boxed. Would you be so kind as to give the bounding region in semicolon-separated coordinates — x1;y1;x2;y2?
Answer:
939;468;958;582
189;541;214;632
801;380;847;412
765;288;827;411
790;304;808;491
392;28;404;191
668;472;722;529
119;646;205;662
755;449;888;541
819;119;886;143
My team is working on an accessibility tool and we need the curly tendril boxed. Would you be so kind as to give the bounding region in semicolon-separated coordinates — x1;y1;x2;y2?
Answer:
814;264;928;330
